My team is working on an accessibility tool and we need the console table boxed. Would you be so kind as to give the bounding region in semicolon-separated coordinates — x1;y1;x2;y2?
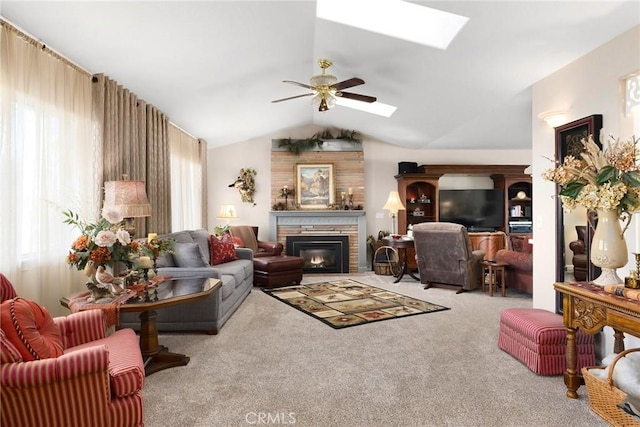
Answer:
553;281;640;398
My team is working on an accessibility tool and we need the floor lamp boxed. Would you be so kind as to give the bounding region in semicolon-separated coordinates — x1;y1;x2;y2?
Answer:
383;191;406;235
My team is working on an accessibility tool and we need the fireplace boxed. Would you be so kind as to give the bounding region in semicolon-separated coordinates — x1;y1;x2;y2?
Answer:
286;236;349;274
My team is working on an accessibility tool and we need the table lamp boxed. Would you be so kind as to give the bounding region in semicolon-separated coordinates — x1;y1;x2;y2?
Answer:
216;204;238;233
103;176;152;237
383;191;406;235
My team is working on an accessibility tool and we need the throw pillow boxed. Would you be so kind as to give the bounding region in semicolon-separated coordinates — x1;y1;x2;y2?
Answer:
0;298;64;361
172;242;209;268
510;235;533;254
231;236;244;248
209;234;238;265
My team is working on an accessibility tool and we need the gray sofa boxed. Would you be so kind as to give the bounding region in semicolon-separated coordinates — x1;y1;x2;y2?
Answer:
119;229;253;334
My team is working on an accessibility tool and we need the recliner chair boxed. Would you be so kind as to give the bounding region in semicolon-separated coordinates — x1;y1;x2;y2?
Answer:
229;226;304;288
569;225;588;282
413;222;485;293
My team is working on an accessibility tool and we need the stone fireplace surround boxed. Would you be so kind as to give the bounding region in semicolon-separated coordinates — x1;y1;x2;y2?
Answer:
269;210;367;273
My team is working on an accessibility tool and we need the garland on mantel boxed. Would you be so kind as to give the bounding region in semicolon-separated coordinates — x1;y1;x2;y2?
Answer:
274;128;361;154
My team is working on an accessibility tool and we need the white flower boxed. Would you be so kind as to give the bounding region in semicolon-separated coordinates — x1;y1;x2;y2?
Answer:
116;229;131;245
101;207;123;224
95;230;117;247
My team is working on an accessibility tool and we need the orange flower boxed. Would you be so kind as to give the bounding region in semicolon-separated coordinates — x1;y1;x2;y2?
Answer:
89;247;111;265
72;235;89;250
66;252;79;264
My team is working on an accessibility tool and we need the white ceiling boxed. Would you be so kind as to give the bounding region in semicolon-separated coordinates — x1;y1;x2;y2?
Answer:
2;1;639;150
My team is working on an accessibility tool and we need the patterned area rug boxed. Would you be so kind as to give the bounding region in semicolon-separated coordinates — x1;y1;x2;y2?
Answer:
263;279;450;329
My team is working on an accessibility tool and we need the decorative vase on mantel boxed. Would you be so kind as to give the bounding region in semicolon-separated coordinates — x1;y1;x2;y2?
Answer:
590;209;631;286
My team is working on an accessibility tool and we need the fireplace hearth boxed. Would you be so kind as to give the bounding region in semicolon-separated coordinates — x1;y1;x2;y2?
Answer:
286;236;349;274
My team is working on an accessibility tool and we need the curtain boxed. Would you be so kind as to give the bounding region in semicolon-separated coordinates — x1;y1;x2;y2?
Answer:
169;124;207;230
0;21;99;315
92;74;171;236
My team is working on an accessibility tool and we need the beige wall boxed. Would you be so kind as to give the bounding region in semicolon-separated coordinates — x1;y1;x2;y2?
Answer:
207;126;531;243
532;25;640;352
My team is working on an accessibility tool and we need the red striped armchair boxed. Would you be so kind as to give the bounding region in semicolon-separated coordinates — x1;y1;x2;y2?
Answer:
1;274;145;427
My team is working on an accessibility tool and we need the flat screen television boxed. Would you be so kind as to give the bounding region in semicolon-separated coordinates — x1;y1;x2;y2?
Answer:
438;189;504;231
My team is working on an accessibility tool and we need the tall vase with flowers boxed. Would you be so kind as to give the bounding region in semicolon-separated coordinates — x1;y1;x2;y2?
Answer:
64;207;140;299
543;134;640;285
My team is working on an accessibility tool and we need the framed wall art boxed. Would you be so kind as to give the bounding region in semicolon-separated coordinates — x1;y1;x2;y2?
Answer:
295;163;335;209
555;114;603;162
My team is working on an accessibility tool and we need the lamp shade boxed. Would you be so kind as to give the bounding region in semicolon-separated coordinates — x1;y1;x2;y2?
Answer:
383;191;406;213
217;205;238;220
103;180;152;218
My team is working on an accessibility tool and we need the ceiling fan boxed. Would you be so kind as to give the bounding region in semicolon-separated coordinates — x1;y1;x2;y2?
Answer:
272;59;377;112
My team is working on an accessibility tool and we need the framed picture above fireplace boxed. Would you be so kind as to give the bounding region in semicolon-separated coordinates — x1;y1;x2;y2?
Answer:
295;163;335;209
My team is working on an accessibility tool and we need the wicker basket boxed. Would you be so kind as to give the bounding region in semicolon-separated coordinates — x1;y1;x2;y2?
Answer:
373;246;400;276
582;348;640;426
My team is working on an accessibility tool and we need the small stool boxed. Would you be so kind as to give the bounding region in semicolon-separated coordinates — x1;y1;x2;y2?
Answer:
253;255;304;289
498;308;596;376
482;261;507;297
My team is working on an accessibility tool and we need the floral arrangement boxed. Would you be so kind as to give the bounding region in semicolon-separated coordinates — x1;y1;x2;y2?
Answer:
63;207;140;274
542;134;640;214
140;233;174;259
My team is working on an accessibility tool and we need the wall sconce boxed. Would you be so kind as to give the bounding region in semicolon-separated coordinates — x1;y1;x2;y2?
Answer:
103;177;152;237
383;191;406;235
538;110;569;127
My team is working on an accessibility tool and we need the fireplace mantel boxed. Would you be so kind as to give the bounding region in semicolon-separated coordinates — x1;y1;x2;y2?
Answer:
269;210;367;273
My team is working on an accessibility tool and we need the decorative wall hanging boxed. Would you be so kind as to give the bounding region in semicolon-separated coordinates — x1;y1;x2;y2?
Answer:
229;168;257;205
274;128;360;154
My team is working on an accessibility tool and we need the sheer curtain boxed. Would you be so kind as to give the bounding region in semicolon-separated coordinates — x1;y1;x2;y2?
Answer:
0;22;100;315
169;123;207;230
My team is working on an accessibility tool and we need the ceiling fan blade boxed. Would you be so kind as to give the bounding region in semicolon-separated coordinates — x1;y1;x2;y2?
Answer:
283;80;315;90
338;91;377;103
332;77;364;91
272;93;315;103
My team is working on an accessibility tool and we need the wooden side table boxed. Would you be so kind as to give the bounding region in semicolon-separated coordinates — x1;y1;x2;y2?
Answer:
62;277;221;375
482;261;508;297
382;236;419;283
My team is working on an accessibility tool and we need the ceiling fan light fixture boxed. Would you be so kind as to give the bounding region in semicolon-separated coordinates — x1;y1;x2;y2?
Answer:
313;92;337;112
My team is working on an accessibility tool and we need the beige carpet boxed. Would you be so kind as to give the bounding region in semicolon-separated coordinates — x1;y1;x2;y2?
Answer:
141;272;607;427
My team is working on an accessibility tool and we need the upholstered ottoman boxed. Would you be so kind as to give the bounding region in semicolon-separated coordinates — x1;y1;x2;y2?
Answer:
498;308;595;375
253;255;304;289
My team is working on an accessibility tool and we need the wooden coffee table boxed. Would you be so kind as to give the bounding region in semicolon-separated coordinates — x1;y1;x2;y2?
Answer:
62;277;221;375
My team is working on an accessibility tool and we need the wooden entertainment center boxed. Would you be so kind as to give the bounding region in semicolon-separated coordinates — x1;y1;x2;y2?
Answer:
395;164;531;235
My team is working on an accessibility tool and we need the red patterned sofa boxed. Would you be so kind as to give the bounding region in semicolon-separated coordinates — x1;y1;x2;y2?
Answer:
495;233;533;294
0;274;145;427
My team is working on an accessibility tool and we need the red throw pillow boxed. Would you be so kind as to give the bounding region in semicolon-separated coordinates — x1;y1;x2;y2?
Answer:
0;298;64;361
209;234;238;265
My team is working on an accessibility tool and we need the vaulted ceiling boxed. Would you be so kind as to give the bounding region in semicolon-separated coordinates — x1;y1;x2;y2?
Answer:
2;1;639;150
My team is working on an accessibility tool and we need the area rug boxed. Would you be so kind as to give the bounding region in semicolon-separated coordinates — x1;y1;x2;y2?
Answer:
263;279;449;329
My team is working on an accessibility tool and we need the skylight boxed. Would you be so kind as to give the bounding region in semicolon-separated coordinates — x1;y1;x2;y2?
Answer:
335;97;397;117
316;0;469;50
